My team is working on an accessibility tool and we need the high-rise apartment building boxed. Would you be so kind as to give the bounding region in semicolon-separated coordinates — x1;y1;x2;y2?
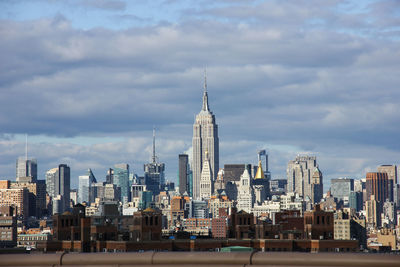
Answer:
16;157;37;182
78;169;97;204
144;129;165;197
113;163;129;203
192;75;219;199
286;155;322;203
45;164;70;214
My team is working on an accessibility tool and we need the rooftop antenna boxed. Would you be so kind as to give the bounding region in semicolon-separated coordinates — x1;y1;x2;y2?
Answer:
152;127;156;163
202;68;210;112
204;68;207;92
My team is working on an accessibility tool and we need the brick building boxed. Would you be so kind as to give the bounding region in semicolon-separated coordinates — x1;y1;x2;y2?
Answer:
304;204;333;240
130;208;162;241
0;206;17;248
229;209;255;239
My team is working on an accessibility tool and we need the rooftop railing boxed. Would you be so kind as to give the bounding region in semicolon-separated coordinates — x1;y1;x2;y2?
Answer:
0;251;399;267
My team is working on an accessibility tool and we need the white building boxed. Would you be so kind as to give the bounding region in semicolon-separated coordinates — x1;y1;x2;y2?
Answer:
280;192;305;212
199;151;213;199
252;200;281;218
236;169;254;213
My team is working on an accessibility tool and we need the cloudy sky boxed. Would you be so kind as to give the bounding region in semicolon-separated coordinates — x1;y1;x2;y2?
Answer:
0;0;399;190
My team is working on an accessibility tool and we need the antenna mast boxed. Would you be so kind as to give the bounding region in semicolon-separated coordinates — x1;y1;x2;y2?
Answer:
204;68;207;92
25;134;28;160
152;127;156;163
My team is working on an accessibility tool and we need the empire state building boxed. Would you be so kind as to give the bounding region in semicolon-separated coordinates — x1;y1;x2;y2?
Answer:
192;74;219;199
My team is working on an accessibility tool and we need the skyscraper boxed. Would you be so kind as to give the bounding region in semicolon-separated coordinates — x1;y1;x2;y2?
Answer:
366;172;389;210
45;164;70;213
16;157;37;182
113;163;129;203
192;73;219;199
59;164;70;212
178;154;189;195
78;168;97;204
286;155;321;203
144;129;165;197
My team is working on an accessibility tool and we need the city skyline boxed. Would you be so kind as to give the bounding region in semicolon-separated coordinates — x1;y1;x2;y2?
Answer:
1;0;400;189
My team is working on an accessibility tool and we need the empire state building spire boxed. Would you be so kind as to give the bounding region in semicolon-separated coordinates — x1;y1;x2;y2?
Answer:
202;69;210;112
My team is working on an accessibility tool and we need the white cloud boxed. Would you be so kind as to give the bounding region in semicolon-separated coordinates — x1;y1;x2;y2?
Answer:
0;0;399;188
